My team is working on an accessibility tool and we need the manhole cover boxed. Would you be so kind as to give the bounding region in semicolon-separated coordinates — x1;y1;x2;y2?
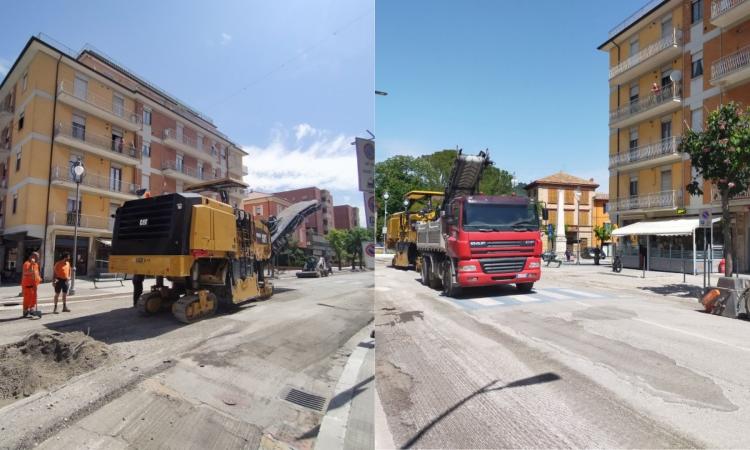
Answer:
281;386;327;412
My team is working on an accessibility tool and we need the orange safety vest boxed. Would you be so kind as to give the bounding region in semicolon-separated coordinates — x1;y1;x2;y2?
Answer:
21;260;41;288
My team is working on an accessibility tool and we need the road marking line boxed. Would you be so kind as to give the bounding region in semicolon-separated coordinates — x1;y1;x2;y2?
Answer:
633;318;750;353
535;290;572;300
575;301;592;307
472;297;502;307
506;295;540;303
558;289;602;299
0;294;130;311
374;286;391;292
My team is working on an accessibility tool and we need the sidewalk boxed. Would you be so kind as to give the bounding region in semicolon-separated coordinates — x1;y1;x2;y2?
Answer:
0;277;133;305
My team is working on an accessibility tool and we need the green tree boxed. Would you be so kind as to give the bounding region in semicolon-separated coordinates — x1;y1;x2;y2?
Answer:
593;225;612;250
326;229;349;271
419;149;515;196
345;227;371;269
679;102;750;276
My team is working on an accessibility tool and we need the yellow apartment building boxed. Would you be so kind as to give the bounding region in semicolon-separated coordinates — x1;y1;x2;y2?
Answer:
525;173;605;254
598;0;750;272
0;36;248;280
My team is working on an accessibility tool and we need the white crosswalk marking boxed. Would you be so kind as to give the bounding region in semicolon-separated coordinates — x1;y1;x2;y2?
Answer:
472;297;503;307
534;290;572;300
557;288;602;299
506;295;541;303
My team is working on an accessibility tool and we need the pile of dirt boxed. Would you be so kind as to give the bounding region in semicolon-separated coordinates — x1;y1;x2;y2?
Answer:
0;331;112;404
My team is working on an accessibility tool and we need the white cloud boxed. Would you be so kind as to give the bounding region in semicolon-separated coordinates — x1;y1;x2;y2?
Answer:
0;58;10;77
220;33;233;46
242;124;357;193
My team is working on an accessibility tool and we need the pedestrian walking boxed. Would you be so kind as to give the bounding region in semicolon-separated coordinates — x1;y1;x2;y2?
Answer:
53;253;72;313
21;252;41;318
132;274;145;307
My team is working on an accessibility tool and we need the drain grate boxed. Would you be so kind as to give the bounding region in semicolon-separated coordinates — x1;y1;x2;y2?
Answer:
281;387;327;412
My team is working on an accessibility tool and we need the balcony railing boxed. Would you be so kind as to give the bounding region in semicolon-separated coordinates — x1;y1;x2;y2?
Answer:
610;83;681;125
48;211;110;230
51;166;139;196
55;123;139;159
164;129;199;150
58;81;140;126
162;160;217;180
609;136;682;168
609;29;682;80
712;0;749;19
711;44;750;83
612;190;681;212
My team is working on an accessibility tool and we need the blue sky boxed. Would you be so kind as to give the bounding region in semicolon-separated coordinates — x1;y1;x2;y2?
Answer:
0;0;373;223
376;0;645;191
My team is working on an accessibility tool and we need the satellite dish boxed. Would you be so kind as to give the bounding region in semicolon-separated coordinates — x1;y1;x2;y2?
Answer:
669;70;682;82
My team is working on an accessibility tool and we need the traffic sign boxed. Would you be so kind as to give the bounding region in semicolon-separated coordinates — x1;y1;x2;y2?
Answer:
699;209;712;227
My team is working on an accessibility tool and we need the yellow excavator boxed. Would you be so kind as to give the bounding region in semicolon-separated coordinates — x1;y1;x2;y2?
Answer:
386;190;443;270
109;178;319;323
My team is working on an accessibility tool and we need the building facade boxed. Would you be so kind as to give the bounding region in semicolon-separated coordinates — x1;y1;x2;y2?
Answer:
0;36;248;280
333;204;360;230
274;187;334;235
526;173;601;253
592;193;612;248
242;192;307;248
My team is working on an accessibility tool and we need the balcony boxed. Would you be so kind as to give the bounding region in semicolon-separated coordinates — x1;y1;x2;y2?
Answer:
51;166;139;201
710;44;750;88
609;29;683;85
0;102;13;129
161;160;216;184
162;129;214;163
611;190;681;213
48;211;111;232
54;124;140;166
57;81;140;132
609;83;682;128
242;165;249;176
711;0;750;28
609;136;683;170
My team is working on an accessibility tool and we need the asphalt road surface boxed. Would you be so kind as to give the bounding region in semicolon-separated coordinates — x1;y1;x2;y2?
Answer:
0;271;373;450
375;259;750;449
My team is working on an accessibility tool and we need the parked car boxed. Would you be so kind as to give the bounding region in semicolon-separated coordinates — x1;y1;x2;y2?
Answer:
580;247;606;259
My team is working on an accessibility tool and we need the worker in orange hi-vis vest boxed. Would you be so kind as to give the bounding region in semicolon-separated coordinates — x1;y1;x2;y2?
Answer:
21;251;42;318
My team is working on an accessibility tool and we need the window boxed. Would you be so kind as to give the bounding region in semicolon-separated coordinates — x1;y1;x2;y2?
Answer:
661;169;672;192
72;114;86;140
110;166;122;192
142;143;150;157
661;16;673;38
17;111;25;131
629;38;639;57
692;55;704;78
15;150;21;171
691;0;703;24
143;109;151;125
629;83;639;103
143;175;150;190
176;154;184;172
692;108;703;132
197;162;203;179
74;76;87;99
629;127;638;150
197;135;203;150
661;118;672;139
112;95;124;117
255;206;263;215
12;193;17;214
629;177;638;197
21;73;28;92
111;128;123;153
661;68;672;88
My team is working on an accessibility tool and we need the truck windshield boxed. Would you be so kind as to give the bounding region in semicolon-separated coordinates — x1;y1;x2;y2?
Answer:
463;203;540;231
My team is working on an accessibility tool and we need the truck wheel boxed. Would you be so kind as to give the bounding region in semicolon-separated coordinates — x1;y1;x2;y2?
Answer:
517;283;534;293
420;259;430;286
428;260;443;290
441;261;461;297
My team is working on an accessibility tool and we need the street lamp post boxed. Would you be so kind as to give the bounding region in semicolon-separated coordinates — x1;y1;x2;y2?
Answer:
383;192;389;253
69;161;85;295
575;186;581;265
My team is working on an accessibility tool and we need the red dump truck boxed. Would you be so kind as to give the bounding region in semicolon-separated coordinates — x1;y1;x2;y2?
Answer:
416;150;546;296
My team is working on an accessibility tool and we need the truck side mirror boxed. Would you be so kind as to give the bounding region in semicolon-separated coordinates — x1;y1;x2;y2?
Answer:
542;208;549;221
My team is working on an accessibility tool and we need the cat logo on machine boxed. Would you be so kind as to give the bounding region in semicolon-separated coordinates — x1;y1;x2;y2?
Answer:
139;218;148;226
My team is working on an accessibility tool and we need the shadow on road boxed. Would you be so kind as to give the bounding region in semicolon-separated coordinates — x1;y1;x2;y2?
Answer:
638;284;703;299
327;375;374;411
44;307;187;344
400;372;561;449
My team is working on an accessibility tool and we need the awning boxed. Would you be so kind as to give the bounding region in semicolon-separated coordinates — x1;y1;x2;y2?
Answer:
612;217;721;237
97;238;112;247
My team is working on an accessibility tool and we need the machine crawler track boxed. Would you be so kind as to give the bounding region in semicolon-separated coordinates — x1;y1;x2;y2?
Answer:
172;292;218;324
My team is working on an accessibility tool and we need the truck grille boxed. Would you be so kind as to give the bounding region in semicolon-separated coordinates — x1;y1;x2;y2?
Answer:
471;240;535;257
479;257;527;274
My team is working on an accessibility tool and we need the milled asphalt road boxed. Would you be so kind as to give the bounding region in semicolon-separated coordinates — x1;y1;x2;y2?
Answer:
375;259;750;449
0;271;374;450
